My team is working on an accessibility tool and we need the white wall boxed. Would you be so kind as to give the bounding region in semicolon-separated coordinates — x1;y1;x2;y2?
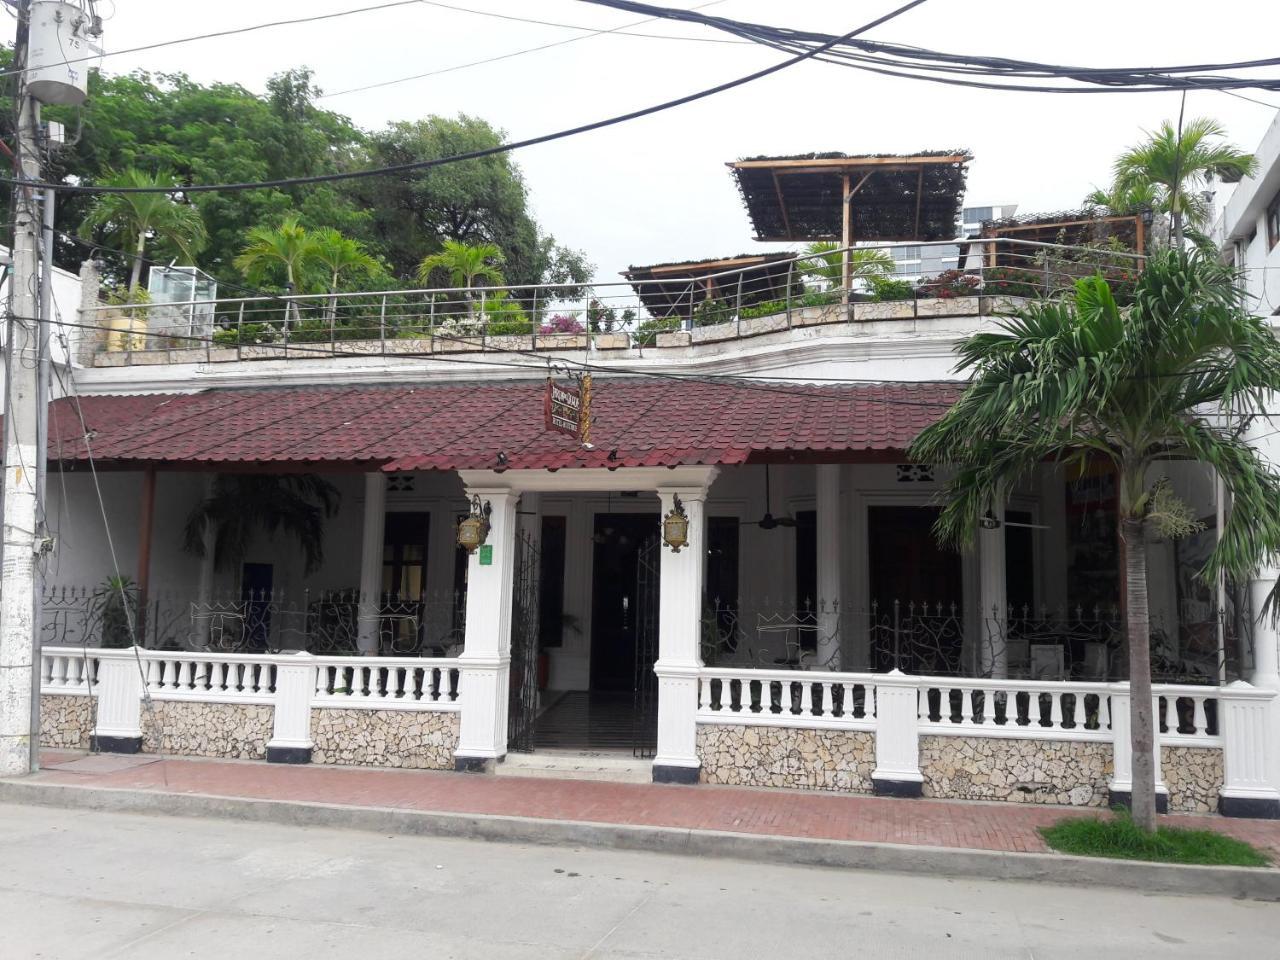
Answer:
1222;109;1280;318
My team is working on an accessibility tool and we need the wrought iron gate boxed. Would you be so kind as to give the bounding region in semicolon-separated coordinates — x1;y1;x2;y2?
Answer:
632;534;660;758
508;530;541;753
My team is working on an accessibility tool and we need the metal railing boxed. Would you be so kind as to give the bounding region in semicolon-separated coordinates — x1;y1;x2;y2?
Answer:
83;237;1148;363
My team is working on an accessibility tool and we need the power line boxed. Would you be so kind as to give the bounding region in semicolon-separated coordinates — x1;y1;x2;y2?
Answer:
318;0;733;100
0;0;930;196
0;1;433;83
575;0;1280;94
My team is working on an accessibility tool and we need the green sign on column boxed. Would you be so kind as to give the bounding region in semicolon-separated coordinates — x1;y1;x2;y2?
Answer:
478;544;493;566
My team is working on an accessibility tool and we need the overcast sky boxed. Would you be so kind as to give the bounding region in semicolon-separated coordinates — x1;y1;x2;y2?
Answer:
82;0;1280;285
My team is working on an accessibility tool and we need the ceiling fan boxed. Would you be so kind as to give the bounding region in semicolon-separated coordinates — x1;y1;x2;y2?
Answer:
745;465;797;530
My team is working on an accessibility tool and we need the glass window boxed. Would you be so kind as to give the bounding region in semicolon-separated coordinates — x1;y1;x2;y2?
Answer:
1267;193;1280;250
382;512;429;600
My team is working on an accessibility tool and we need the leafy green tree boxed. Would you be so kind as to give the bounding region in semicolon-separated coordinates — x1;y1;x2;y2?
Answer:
235;215;316;290
355;115;591;292
417;239;505;289
182;474;340;575
1109;118;1256;246
910;250;1280;832
77;167;208;294
799;241;894;290
310;227;381;294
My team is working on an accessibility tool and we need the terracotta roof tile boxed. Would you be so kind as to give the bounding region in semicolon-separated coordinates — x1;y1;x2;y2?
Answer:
42;379;961;472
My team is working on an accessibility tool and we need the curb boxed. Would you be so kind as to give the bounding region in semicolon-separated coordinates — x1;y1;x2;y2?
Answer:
2;778;1277;901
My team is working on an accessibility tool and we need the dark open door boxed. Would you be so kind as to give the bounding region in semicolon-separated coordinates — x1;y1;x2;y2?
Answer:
590;514;659;692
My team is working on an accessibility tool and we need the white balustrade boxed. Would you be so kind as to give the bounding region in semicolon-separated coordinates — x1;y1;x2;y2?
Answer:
141;651;276;703
40;648;98;695
917;677;1115;740
1152;684;1221;746
312;657;461;711
697;667;876;729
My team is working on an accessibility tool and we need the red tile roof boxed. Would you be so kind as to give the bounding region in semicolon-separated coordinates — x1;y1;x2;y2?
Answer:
45;379;961;472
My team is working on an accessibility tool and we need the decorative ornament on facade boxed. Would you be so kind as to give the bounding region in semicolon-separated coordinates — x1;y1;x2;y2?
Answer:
456;495;491;553
662;494;690;553
896;464;935;483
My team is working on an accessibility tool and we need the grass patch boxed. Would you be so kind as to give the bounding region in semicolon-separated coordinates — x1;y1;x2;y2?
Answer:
1039;812;1270;867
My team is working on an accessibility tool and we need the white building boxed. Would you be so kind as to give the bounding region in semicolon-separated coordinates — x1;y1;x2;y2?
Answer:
1220;109;1280;318
30;152;1280;819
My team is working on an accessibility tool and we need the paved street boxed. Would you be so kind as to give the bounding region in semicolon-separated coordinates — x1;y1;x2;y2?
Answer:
1;803;1276;959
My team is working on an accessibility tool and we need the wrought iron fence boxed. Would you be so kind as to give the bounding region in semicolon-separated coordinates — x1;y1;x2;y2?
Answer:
39;585;466;657
699;596;1250;683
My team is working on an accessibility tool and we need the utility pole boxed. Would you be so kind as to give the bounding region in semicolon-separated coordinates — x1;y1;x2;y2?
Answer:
0;0;45;775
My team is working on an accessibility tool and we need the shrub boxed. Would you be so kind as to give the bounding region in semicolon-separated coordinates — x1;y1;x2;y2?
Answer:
540;313;585;335
692;298;733;328
866;275;915;302
487;318;534;336
635;315;681;346
983;266;1041;298
740;298;788;320
211;322;280;346
917;269;981;299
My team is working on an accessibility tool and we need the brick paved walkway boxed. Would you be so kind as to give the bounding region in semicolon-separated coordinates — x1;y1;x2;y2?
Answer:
26;749;1280;863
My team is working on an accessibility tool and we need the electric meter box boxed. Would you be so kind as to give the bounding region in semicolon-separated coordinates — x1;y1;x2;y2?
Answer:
27;1;103;107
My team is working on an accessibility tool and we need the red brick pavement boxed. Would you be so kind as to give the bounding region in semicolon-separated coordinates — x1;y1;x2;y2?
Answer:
25;750;1280;863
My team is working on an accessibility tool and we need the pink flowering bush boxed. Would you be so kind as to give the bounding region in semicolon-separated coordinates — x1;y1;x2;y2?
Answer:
540;313;585;335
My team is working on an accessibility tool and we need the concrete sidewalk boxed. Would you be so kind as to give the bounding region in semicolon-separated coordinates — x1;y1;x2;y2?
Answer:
6;749;1279;898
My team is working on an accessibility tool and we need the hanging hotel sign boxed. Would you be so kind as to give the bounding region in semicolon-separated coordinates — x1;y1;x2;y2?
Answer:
544;373;592;445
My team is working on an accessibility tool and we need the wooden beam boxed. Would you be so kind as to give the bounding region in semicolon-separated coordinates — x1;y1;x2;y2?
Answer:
772;170;792;240
846;171;875;201
643;255;773;276
842;173;852;300
728;154;971;171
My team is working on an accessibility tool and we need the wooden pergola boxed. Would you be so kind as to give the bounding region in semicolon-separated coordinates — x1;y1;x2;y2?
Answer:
622;252;801;319
728;152;972;291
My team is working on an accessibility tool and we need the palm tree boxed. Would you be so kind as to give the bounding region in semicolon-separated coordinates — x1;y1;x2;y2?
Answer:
417;239;506;289
1111;117;1256;246
799;241;894;291
310;227;380;323
910;250;1280;832
78;167;208;296
1084;181;1161;215
310;227;380;295
234;215;318;324
182;474;341;576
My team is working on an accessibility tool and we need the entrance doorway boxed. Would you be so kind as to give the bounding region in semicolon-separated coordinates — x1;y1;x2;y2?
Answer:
867;505;963;672
590;514;660;691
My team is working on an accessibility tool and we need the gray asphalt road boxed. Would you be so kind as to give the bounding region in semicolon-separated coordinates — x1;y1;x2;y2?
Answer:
1;802;1275;959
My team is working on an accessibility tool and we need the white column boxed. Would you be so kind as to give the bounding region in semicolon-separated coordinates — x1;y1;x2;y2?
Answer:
978;501;1007;678
91;653;144;752
357;472;386;655
1243;568;1280;814
815;464;842;669
266;652;315;764
871;670;923;795
454;489;518;771
653;473;716;783
191;475;217;650
1107;686;1167;810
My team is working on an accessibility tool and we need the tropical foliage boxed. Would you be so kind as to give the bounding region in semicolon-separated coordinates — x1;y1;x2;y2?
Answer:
182;475;341;575
799;241;894;290
418;239;506;289
1100;117;1256;245
77;167;208;295
910;250;1280;832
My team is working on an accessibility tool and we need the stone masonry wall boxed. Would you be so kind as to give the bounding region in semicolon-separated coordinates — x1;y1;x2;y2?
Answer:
697;724;875;793
1162;745;1224;814
311;708;459;769
40;694;94;749
920;736;1113;807
141;701;272;760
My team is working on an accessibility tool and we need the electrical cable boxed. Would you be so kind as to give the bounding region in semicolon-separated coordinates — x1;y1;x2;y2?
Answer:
0;0;937;196
318;0;732;100
0;1;435;83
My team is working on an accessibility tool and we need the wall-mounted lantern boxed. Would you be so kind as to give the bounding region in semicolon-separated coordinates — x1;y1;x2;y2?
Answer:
457;495;492;553
662;494;690;553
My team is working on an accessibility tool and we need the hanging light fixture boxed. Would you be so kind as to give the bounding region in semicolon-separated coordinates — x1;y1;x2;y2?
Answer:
457;495;491;552
663;494;690;553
